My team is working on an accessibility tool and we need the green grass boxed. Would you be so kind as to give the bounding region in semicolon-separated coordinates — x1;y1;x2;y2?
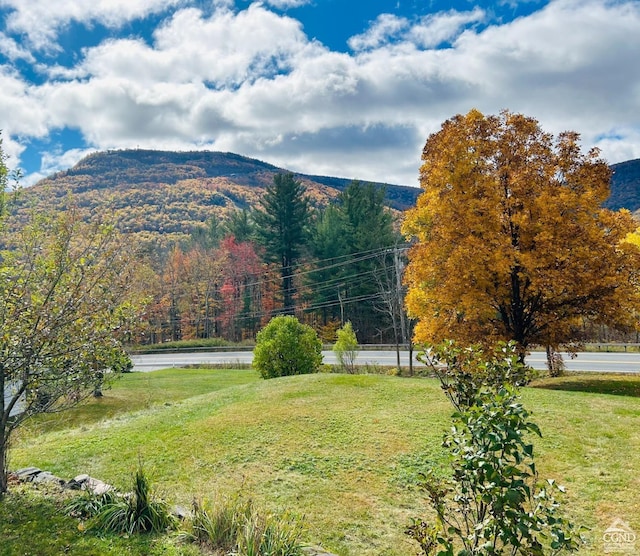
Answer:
531;372;640;397
582;343;640;353
19;367;259;434
129;338;251;352
0;483;201;556
4;369;640;555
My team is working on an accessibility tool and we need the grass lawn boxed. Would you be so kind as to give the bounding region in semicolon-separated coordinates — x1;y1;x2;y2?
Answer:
4;369;640;555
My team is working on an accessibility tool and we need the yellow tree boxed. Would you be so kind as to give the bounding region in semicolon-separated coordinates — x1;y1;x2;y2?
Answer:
402;109;640;360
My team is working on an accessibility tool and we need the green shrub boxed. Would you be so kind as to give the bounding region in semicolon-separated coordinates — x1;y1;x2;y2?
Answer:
332;321;359;373
407;343;581;555
418;340;531;411
253;315;323;379
65;489;120;520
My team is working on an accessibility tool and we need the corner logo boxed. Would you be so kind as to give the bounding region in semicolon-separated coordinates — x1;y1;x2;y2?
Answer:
604;519;637;553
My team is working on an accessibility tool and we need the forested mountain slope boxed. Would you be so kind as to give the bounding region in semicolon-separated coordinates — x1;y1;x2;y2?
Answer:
608;158;640;217
20;149;420;247
18;149;640;249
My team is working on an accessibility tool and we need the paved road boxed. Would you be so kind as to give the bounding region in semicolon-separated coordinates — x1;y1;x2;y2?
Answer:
525;351;639;373
131;350;640;374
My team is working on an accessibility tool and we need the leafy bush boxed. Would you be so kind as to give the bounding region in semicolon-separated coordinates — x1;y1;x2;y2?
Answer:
408;343;581;555
418;340;531;411
332;321;359;373
253;315;323;379
185;496;304;555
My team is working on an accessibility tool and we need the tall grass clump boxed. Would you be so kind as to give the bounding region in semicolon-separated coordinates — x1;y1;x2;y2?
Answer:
67;466;176;535
185;495;304;555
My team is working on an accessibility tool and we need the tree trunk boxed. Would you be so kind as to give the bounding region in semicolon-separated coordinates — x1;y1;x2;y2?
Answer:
0;366;6;496
408;340;414;377
0;434;7;496
282;258;295;315
546;345;565;377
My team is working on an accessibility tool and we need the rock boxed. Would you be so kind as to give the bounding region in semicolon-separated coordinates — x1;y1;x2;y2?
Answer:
64;478;83;490
70;474;113;495
86;478;113;495
32;471;65;486
15;467;41;480
172;505;189;520
303;546;339;556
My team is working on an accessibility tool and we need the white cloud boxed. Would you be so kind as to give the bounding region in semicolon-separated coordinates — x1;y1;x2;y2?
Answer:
446;0;640;134
19;146;97;186
54;4;313;87
0;0;186;51
3;0;640;187
152;4;311;83
262;0;311;8
595;128;640;165
409;7;485;48
0;133;26;175
0;66;48;137
348;8;485;52
348;14;408;51
41;147;97;174
0;32;35;63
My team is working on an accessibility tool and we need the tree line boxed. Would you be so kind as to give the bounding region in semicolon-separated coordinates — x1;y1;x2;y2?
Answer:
136;174;409;346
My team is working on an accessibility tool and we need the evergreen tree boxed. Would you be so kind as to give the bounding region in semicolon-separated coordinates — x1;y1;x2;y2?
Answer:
307;205;351;325
341;181;395;254
306;181;400;342
190;216;224;249
223;208;255;243
339;182;399;341
254;173;311;314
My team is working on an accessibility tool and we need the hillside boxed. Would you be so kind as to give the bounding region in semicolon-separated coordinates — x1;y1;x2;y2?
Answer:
608;158;640;216
17;149;640;248
7;369;640;555
18;149;419;247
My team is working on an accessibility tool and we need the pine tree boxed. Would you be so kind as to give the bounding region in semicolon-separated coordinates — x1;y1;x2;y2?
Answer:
254;173;311;314
339;182;398;341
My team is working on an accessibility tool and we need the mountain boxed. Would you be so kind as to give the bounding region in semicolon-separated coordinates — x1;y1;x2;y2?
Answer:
607;158;640;217
16;150;640;249
19;149;420;248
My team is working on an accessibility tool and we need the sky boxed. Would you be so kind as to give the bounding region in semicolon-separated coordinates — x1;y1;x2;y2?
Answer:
1;0;640;188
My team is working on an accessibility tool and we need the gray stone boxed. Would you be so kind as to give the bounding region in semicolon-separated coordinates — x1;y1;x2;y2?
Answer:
15;467;41;480
32;471;65;486
64;479;83;490
172;505;189;520
303;546;339;556
85;477;113;495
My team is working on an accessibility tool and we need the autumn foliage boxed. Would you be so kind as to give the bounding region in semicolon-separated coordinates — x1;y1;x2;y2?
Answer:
403;109;640;355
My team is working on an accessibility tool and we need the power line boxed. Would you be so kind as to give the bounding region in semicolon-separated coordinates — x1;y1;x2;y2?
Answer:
143;244;410;335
